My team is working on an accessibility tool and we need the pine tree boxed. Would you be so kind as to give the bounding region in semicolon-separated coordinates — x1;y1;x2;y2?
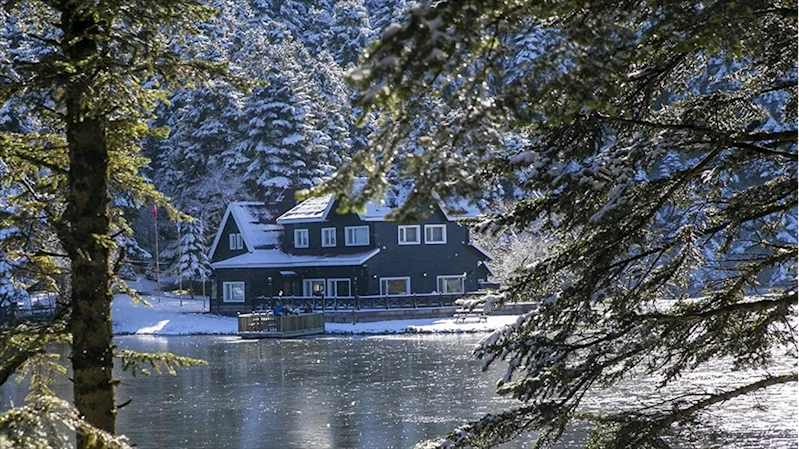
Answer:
155;82;242;217
306;49;355;175
0;1;217;446
232;32;326;198
330;0;371;68
327;1;798;447
302;0;335;55
365;0;412;37
0;209;29;325
178;218;211;299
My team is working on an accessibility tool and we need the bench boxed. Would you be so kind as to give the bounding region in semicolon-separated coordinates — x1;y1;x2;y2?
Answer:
453;308;488;323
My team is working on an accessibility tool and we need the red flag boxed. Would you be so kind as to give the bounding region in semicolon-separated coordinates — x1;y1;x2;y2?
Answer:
151;203;157;219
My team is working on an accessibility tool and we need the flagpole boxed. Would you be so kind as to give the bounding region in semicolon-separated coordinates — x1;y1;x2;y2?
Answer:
153;203;160;303
178;220;183;307
200;216;207;312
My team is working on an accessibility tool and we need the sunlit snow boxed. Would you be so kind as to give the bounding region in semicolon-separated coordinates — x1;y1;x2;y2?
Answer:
112;276;519;336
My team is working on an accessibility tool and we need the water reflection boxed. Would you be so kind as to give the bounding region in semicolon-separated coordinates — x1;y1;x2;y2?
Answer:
0;335;794;449
105;335;525;449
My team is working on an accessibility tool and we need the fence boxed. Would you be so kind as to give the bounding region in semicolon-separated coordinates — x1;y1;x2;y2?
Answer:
238;312;325;334
252;292;479;312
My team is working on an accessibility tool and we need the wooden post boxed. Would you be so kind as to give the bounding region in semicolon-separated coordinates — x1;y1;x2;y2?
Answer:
177;220;182;307
153;204;160;303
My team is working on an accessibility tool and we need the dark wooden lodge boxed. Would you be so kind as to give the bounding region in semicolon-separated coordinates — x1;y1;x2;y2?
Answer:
208;185;493;315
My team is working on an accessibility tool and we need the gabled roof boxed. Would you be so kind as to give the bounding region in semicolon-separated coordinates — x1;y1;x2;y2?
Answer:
276;180;482;224
210;248;380;269
208;202;282;258
468;242;494;261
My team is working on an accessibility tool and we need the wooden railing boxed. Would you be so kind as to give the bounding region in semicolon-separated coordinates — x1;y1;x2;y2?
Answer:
253;292;482;311
238;312;325;333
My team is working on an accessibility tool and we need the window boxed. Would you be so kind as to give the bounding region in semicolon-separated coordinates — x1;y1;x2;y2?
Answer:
327;279;351;297
321;227;337;247
228;233;243;250
345;226;370;246
294;229;309;248
437;275;465;294
222;282;245;302
424;225;447;244
303;279;325;297
398;225;420;245
380;277;410;296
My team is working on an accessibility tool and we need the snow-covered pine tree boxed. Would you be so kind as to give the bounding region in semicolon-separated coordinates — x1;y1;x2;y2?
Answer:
155;82;242;217
232;31;324;199
249;0;310;39
301;0;335;56
325;1;798;447
330;0;372;68
306;49;355;175
178;218;211;299
364;0;412;37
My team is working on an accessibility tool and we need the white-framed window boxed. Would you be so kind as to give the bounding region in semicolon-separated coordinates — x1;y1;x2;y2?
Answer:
327;278;351;297
424;224;447;244
437;275;465;294
380;277;410;296
303;279;325;297
398;225;420;245
228;233;243;250
222;281;245;302
294;229;309;248
321;227;337;247
345;226;370;246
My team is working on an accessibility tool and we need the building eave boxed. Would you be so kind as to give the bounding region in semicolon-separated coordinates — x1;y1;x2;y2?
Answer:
211;248;381;270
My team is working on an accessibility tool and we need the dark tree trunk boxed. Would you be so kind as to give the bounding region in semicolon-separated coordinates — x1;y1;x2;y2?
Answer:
59;5;117;445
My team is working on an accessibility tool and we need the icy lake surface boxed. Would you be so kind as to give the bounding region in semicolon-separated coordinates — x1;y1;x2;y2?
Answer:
1;334;795;448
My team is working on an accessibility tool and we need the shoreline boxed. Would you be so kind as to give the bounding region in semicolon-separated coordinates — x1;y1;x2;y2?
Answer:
111;293;520;337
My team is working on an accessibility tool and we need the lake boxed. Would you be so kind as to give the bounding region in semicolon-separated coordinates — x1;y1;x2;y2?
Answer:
1;334;795;448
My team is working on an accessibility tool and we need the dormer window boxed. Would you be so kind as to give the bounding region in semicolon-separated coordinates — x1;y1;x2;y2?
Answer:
398;225;420;245
345;226;369;246
228;233;243;250
294;229;309;248
322;227;337;247
424;225;447;244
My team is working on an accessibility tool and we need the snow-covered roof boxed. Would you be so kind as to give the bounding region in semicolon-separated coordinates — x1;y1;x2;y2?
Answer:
358;202;394;221
229;202;281;250
439;196;483;221
211;248;380;269
208;202;283;258
275;195;335;224
276;180;483;224
468;242;494;261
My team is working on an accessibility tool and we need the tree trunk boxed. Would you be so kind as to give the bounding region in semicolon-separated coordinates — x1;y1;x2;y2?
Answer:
60;5;116;445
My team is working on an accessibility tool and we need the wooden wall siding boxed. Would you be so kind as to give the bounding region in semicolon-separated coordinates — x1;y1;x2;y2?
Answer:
211;215;248;262
211;266;371;313
365;208;485;294
282;210;374;255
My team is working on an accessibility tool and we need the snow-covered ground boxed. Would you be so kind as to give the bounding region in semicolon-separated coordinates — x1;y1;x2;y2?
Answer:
112;276;519;336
